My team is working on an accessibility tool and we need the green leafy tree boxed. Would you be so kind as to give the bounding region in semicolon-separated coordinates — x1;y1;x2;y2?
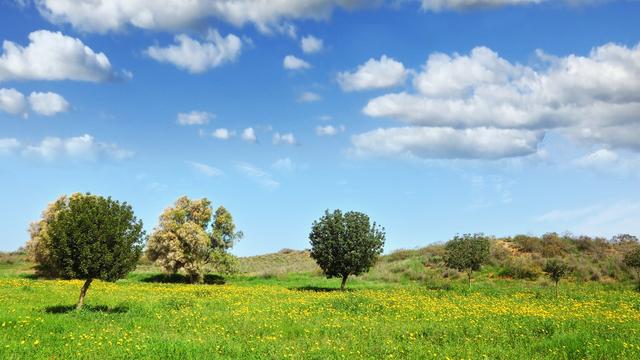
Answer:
146;197;241;283
28;193;145;310
309;210;385;290
543;258;568;297
444;233;491;287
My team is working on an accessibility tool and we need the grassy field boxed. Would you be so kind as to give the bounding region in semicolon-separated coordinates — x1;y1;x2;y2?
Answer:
1;253;640;359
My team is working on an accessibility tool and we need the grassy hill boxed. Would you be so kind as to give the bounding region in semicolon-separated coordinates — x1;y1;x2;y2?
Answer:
1;234;640;359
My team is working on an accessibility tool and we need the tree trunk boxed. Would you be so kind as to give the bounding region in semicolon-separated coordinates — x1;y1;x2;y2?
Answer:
340;274;349;291
555;280;559;298
76;278;93;310
467;271;472;288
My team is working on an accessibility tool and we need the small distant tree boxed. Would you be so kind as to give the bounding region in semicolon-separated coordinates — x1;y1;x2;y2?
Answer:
543;258;568;298
146;197;241;283
309;210;385;290
444;233;490;287
624;246;640;289
28;193;145;310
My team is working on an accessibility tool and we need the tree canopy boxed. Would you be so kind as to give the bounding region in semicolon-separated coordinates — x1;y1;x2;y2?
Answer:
309;209;385;290
445;233;491;286
146;196;241;283
27;193;145;309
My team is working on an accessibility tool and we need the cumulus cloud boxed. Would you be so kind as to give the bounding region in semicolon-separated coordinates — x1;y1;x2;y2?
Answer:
188;161;222;177
177;111;213;126
212;128;235;139
356;43;640;159
0;138;21;155
573;148;640;176
146;30;242;73
283;55;310;70
316;124;345;136
301;35;323;54
1;88;69;117
28;92;70;116
421;0;545;12
0;88;27;116
351;127;543;159
236;162;279;189
298;91;321;103
241;127;257;143
273;132;297;145
36;0;373;34
19;134;133;161
337;55;408;92
0;30;116;82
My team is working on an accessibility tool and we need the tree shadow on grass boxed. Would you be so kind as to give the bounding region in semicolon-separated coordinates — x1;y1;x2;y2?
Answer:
140;273;225;285
45;305;129;314
290;285;350;292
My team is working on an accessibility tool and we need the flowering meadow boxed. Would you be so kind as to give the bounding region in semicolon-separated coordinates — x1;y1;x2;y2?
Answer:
1;270;639;359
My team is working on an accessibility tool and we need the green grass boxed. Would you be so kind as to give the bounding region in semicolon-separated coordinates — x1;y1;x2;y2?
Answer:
1;259;640;359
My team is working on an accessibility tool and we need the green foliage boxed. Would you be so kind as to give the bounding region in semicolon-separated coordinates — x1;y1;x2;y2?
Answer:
211;206;243;249
543;258;568;284
498;258;540;280
309;209;385;289
444;233;490;285
44;193;145;282
146;196;241;283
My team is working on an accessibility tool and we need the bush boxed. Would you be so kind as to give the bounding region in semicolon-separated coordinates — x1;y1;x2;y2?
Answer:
513;235;542;253
498;258;540;280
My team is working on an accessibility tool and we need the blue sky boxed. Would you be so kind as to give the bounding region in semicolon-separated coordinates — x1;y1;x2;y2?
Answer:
1;0;639;255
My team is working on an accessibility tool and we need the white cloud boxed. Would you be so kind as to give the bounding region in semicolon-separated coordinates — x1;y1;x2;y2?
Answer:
351;127;543;159
212;128;235;140
273;132;296;145
0;88;27;116
421;0;545;12
28;92;69;116
272;157;295;171
283;55;310;70
301;35;323;54
0;138;21;155
177;111;213;126
298;91;321;103
337;55;408;92
236;162;279;190
358;43;640;159
36;0;373;34
573;148;640;176
188;161;222;177
21;134;133;161
241;127;257;143
316;124;345;136
0;30;116;82
146;30;242;73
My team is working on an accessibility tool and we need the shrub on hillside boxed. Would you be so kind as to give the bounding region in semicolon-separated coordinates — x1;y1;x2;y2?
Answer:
498;258;540;280
513;235;542;253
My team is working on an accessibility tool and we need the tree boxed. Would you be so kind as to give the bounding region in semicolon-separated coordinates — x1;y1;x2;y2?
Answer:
309;209;385;290
28;193;145;310
444;233;490;287
543;258;568;298
146;196;241;283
